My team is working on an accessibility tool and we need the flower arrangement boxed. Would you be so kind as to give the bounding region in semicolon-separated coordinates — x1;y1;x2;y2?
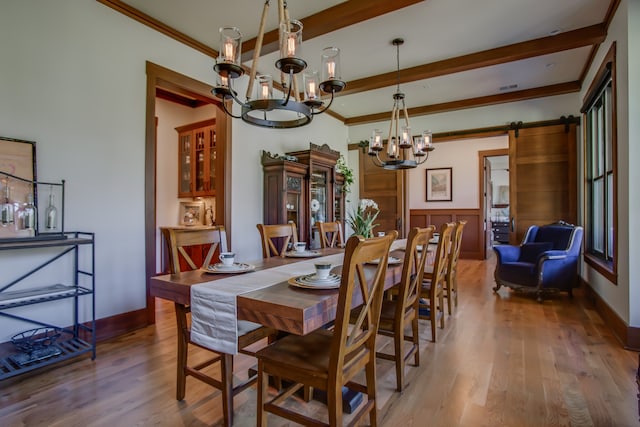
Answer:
346;199;379;238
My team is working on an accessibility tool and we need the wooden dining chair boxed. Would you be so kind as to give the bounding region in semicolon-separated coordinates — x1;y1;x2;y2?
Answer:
419;222;455;342
161;226;275;427
256;222;298;258
317;220;344;248
373;226;434;391
256;231;398;427
444;220;466;313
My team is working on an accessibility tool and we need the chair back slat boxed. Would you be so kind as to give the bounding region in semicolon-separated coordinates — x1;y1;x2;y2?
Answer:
431;223;456;287
331;231;398;371
447;220;466;281
317;221;344;248
163;226;228;273
256;223;298;258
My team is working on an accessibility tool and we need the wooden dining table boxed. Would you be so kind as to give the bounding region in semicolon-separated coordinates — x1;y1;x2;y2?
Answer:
150;244;405;336
149;242;406;422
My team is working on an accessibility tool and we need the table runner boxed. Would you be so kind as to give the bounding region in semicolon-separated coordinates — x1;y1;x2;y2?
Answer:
190;239;406;354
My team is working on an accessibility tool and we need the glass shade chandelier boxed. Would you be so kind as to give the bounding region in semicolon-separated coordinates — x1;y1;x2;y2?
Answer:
368;38;434;170
211;0;346;129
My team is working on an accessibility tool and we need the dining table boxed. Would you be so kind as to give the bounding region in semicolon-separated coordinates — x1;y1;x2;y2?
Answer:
149;239;408;418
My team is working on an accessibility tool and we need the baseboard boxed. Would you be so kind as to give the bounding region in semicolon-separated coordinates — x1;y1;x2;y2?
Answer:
582;279;640;351
93;308;150;342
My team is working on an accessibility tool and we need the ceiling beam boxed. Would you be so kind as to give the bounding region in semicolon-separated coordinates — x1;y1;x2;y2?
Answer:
340;24;606;97
344;81;581;125
241;0;425;62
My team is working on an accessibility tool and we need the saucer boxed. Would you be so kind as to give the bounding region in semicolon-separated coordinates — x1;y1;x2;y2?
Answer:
367;256;403;265
285;250;321;258
203;263;255;274
288;273;341;289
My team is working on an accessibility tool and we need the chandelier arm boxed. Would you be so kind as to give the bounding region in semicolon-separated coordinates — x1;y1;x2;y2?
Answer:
311;91;334;115
372;152;385;167
402;99;410;128
246;0;271;100
228;78;249;108
221;98;242;119
282;70;295;106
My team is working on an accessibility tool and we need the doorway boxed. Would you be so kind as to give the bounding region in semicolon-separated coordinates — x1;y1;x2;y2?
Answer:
479;148;509;260
144;62;231;324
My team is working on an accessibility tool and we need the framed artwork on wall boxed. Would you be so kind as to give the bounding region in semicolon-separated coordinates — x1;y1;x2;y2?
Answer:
179;201;205;226
426;167;452;201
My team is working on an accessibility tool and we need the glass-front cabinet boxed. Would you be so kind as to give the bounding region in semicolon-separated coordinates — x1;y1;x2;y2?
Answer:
176;118;216;198
262;144;344;247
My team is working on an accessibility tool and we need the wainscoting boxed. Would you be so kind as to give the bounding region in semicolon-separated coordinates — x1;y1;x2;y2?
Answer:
409;208;483;259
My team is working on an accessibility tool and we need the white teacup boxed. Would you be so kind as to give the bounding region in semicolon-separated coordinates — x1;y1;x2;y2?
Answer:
294;242;306;253
219;252;235;266
314;262;332;280
377;232;385;237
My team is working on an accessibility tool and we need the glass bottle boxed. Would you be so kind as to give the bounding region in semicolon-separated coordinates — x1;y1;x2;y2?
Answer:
1;180;14;227
45;190;58;230
23;191;37;232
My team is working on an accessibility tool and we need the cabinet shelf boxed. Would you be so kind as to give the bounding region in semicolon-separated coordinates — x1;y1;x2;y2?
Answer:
0;284;92;309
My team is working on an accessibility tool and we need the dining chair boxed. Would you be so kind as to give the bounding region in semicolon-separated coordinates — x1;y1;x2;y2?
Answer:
317;220;345;248
256;222;299;258
419;222;455;342
423;220;467;315
161;226;275;427
256;231;398;427
372;226;434;391
444;220;466;312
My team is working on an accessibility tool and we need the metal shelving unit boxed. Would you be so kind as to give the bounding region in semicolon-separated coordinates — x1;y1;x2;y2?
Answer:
0;232;95;380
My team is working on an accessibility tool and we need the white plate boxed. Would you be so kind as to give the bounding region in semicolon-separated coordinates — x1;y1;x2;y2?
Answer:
203;263;255;274
288;273;341;289
367;256;403;265
285;250;321;258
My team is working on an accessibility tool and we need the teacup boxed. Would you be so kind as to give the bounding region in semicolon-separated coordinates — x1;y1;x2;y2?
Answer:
294;242;306;253
377;231;385;237
219;252;235;266
314;262;332;280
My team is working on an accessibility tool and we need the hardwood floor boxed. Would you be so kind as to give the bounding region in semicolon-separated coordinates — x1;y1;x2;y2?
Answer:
1;256;639;426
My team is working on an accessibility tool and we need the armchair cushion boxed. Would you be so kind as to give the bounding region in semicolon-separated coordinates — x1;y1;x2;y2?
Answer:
518;242;553;263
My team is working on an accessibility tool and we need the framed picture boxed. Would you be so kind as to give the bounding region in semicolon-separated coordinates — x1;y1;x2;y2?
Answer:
426;167;452;201
179;201;205;226
0;137;37;239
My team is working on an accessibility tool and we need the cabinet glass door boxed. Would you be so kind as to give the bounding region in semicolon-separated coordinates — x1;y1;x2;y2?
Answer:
194;129;206;192
179;133;192;195
310;169;328;227
208;127;216;191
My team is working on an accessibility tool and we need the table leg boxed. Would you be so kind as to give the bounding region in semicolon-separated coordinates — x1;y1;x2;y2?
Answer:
174;303;189;401
221;353;233;427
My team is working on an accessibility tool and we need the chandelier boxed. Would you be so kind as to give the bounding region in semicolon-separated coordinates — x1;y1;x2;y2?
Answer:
211;0;346;129
368;38;434;170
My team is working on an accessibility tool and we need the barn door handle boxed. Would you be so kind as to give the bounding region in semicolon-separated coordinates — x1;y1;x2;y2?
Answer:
511;217;515;232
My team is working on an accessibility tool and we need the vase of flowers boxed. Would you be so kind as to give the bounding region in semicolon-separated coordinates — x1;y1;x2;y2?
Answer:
346;199;380;238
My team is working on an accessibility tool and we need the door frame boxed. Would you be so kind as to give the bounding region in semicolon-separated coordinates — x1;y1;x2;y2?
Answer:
478;148;509;259
144;61;231;324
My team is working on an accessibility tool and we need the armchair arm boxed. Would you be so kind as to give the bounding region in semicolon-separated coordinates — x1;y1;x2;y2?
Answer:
493;244;520;263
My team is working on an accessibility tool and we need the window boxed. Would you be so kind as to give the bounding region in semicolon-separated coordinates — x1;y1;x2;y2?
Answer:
582;43;617;282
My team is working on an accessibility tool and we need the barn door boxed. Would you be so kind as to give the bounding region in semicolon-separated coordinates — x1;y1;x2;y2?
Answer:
509;123;577;243
359;151;405;238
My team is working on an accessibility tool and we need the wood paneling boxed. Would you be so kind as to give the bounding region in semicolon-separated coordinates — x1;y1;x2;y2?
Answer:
409;209;482;259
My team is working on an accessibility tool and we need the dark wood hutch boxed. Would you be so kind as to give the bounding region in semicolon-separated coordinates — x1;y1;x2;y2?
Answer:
262;143;345;248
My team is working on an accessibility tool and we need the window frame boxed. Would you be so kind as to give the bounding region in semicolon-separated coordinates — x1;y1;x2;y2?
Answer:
581;43;617;283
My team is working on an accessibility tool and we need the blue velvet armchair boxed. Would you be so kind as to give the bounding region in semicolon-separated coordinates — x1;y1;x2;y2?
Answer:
492;222;583;302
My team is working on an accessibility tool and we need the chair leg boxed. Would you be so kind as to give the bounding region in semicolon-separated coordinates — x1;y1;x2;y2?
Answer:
327;381;344;427
257;360;267;427
174;303;189;401
430;301;437;342
412;315;420;367
439;291;445;329
221;353;233;427
394;323;404;392
365;359;378;427
446;280;453;315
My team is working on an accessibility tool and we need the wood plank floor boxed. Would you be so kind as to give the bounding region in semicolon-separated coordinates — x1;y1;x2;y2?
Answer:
1;255;639;426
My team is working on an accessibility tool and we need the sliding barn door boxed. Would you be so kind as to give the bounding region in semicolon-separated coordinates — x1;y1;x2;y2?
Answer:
359;152;405;238
509;123;577;243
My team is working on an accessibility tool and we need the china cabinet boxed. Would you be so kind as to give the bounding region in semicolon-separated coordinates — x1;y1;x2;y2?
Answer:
262;144;345;248
176;118;217;198
261;152;308;243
